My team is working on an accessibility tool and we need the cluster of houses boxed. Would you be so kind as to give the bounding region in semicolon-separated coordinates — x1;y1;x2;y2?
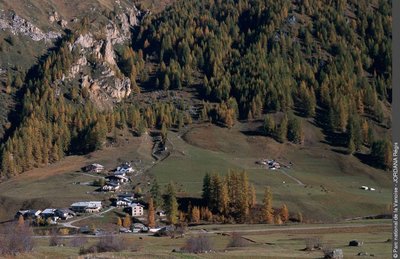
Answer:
101;163;134;192
15;208;76;224
111;193;145;217
256;159;281;170
84;162;135;192
15;201;103;224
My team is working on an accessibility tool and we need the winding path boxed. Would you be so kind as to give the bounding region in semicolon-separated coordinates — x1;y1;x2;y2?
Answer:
59;207;115;229
280;168;305;186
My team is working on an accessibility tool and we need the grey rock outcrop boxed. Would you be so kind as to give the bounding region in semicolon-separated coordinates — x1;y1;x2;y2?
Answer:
0;13;61;42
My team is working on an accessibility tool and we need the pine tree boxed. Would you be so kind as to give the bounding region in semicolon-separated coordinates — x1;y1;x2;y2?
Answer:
297;211;303;223
191;206;200;223
164;182;179;224
117;217;122;227
202;173;212;207
263;114;275;136
287;115;303;144
161;122;168;141
277;114;288;142
122;214;132;228
18;215;25;227
248;184;257;209
262;187;274;224
150;180;162;208
219;180;229;216
280;204;289;223
274;214;283;225
163;74;171;90
148;197;156;228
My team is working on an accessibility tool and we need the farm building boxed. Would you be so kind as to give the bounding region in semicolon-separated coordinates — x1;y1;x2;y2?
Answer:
70;201;102;213
41;208;57;219
15;209;42;220
84;163;104;173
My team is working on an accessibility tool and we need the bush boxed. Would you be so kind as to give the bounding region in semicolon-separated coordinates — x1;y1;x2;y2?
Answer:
79;235;129;254
69;236;87;247
0;222;34;256
49;228;61;246
182;234;213;253
228;232;248;247
304;236;323;251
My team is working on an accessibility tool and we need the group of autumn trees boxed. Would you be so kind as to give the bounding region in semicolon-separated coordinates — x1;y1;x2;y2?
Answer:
146;171;295;225
133;0;391;167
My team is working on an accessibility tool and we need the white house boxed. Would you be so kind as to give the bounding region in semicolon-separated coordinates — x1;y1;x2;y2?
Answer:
128;203;144;216
102;183;120;192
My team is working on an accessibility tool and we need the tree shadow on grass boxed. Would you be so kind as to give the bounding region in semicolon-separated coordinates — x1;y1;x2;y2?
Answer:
354;153;385;170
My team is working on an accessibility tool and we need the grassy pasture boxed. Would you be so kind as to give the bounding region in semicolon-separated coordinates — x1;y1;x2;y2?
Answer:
0;130;155;222
10;221;392;258
150;122;392;222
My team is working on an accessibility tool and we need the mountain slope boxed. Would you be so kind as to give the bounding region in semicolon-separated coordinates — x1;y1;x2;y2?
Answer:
0;0;392;178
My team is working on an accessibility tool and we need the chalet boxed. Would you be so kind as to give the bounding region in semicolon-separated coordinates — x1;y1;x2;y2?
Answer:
114;199;131;207
84;163;104;173
71;201;102;213
111;193;135;206
15;209;42;220
102;182;120;192
116;162;134;174
55;208;75;220
125;203;144;216
106;175;129;183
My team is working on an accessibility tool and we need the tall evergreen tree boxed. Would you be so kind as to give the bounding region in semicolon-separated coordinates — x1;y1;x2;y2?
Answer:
262;187;274;224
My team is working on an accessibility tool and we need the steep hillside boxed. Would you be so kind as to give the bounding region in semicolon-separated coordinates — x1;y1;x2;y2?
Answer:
0;0;174;140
